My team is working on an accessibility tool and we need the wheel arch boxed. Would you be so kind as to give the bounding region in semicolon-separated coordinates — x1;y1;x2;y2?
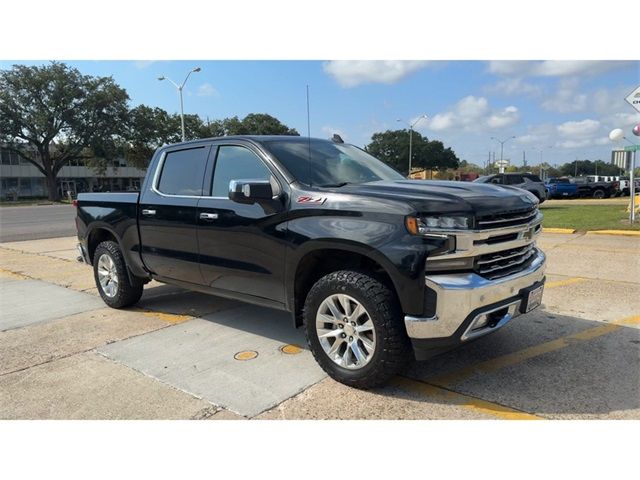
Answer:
288;242;405;328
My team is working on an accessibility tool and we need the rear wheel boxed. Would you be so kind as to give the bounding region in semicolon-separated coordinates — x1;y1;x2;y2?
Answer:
93;240;143;308
592;189;605;199
304;270;412;389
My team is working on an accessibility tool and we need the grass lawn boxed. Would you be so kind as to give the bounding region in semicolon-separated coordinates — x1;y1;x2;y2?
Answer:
541;203;640;231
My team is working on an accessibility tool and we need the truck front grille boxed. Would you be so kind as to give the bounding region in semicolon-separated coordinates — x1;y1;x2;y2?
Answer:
476;206;538;230
475;244;537;280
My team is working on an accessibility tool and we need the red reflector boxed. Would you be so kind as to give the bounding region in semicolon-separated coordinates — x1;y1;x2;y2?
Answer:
72;199;78;207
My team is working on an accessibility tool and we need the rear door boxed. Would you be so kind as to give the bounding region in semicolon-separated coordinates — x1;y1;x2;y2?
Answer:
138;144;211;284
196;142;287;304
504;174;524;187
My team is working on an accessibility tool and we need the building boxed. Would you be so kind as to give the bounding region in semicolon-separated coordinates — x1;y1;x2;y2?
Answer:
0;147;147;199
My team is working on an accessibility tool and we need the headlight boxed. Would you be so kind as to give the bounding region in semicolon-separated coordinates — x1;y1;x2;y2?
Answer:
405;215;471;235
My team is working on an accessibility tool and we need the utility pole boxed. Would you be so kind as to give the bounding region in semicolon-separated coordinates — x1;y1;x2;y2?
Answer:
397;115;428;177
574;157;578;177
490;136;516;173
523;150;527;168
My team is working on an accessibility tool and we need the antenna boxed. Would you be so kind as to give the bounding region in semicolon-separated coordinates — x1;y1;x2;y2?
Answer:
306;85;312;188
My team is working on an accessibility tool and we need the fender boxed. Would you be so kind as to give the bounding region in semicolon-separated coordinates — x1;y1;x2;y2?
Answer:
85;221;149;281
285;237;427;320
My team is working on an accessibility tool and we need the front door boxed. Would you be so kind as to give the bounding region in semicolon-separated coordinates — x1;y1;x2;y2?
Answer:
197;143;287;304
138;144;211;284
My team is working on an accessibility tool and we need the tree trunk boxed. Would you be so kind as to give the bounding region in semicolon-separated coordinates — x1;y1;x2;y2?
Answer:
45;170;60;202
40;147;60;202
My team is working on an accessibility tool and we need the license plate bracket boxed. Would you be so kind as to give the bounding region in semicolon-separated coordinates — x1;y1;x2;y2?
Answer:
519;282;544;313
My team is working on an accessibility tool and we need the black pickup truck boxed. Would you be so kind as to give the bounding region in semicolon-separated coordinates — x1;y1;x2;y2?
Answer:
570;176;619;199
76;135;546;388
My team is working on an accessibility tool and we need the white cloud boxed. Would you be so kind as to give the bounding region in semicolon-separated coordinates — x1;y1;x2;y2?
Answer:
424;95;519;132
486;77;542;97
196;83;219;97
488;60;633;77
133;60;156;69
541;77;587;113
323;60;431;87
557;119;601;138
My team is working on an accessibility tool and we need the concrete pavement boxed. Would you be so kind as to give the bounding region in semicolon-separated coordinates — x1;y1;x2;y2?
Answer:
0;233;638;419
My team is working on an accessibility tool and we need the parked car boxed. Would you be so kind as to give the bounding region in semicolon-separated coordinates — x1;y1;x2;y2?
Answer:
570;177;619;199
75;135;546;388
545;177;579;199
473;173;546;203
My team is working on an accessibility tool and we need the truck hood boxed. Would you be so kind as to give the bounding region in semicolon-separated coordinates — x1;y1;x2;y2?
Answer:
338;180;538;216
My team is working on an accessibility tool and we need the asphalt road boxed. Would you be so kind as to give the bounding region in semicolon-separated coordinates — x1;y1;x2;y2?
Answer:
0;205;77;242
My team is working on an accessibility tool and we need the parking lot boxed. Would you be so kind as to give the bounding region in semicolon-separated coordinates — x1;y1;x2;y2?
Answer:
0;230;638;420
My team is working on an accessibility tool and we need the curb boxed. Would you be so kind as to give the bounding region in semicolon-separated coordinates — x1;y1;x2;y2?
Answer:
542;228;576;234
586;230;640;237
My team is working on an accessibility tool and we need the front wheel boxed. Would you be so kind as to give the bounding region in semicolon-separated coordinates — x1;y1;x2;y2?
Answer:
592;189;605;199
303;270;412;389
93;240;143;308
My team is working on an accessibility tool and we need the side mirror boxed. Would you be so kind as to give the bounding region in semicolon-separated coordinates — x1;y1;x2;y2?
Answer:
228;179;273;204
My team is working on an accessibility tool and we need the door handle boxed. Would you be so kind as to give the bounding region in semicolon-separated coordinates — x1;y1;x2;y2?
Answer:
200;212;219;221
142;209;156;216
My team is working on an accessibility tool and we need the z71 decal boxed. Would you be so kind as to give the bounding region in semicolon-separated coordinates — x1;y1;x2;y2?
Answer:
296;195;327;204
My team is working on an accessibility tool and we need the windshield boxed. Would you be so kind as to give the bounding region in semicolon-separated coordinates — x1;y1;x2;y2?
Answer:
473;175;492;183
263;139;404;187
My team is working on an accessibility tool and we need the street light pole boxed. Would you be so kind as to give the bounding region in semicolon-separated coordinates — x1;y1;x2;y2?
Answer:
398;115;428;177
490;136;516;173
158;67;202;142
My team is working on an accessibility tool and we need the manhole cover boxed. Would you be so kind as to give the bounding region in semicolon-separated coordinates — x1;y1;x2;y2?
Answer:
234;350;258;361
280;344;303;355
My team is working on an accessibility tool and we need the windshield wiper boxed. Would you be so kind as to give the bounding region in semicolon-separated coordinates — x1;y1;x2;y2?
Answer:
319;182;352;188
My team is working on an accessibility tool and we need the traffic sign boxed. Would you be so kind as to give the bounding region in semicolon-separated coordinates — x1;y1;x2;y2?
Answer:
625;85;640;114
624;145;640;152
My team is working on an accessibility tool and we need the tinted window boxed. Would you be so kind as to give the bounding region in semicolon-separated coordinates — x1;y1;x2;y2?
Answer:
489;176;502;184
211;146;271;197
504;175;523;185
264;139;404;186
524;174;542;182
157;147;208;196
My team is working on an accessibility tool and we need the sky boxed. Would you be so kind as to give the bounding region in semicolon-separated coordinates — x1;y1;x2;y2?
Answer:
1;60;639;167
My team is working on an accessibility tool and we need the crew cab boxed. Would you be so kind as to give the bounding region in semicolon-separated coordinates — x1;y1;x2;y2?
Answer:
545;177;579;199
76;136;546;388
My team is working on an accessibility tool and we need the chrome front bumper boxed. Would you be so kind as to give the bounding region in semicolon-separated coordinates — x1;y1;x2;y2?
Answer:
405;248;546;342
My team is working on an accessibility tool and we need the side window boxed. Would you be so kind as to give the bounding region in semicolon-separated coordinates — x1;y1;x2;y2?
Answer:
211;146;271;197
157;147;208;196
489;175;502;184
504;175;523;185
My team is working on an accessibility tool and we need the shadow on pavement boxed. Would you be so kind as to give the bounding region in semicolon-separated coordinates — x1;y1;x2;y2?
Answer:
129;284;640;418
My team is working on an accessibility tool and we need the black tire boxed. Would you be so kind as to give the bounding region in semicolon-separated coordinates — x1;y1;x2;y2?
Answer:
93;240;143;308
303;270;412;389
592;189;605;199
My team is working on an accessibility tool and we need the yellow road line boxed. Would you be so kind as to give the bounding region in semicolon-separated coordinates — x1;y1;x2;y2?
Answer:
545;277;586;289
136;309;193;324
391;377;543;420
587;230;640;237
430;315;640;387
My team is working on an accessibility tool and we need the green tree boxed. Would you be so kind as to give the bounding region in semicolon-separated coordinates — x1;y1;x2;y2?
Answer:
365;129;459;176
0;62;129;200
223;113;299;136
